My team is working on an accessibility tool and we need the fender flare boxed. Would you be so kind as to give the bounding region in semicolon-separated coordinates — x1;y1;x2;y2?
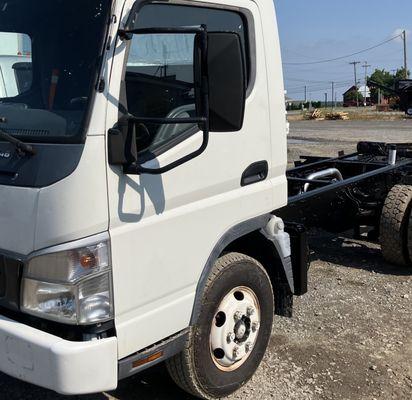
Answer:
190;214;295;325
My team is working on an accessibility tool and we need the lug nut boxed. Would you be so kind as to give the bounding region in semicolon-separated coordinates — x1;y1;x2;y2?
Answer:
245;342;253;353
227;332;236;343
252;322;259;332
246;307;255;316
234;311;242;321
233;346;240;358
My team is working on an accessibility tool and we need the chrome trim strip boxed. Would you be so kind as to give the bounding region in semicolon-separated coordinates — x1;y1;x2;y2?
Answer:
28;231;110;261
0;231;110;263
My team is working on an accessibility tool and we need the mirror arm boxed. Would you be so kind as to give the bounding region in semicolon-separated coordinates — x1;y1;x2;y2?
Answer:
122;25;210;175
125;125;209;175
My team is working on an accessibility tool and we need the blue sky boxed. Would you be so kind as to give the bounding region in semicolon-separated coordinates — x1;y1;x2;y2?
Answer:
275;0;412;101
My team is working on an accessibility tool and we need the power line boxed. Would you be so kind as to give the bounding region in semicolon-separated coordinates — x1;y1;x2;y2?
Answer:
283;33;403;65
286;79;355;92
286;82;353;96
284;76;354;84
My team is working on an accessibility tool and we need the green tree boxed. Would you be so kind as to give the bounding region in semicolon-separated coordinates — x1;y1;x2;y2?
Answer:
368;69;394;103
395;67;410;80
368;68;410;104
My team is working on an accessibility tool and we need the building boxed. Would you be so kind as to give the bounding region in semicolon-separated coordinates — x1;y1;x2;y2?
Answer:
343;85;372;106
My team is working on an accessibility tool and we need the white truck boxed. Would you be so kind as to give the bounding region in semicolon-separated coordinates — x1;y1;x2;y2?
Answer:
0;1;411;399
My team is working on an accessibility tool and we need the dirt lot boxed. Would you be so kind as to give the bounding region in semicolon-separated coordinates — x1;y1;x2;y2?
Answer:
1;120;411;399
288;119;412;164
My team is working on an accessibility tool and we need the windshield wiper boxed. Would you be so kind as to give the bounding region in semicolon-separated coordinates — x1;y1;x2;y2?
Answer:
0;128;36;156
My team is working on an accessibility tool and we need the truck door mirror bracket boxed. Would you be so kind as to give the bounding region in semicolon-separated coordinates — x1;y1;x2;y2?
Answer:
109;26;246;175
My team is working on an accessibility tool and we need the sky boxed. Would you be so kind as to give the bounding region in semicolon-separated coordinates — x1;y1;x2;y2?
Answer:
275;0;412;101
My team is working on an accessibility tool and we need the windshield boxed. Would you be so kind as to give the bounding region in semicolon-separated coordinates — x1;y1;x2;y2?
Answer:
0;0;111;143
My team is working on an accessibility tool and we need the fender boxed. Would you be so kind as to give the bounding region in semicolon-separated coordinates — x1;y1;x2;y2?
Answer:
190;214;296;325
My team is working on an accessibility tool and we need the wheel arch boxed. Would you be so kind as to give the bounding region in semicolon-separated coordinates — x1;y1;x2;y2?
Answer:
190;214;294;325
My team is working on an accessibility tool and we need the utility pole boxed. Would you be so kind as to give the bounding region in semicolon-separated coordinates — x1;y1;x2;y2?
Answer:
304;86;307;103
403;30;408;79
362;62;371;107
324;92;328;108
331;82;335;110
349;61;361;107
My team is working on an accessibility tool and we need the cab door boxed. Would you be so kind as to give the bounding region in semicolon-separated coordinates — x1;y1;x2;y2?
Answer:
106;0;283;359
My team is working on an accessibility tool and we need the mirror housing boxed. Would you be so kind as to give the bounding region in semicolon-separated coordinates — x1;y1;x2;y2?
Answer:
207;33;246;132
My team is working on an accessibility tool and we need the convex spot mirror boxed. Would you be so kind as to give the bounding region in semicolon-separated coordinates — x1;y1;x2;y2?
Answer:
109;28;246;173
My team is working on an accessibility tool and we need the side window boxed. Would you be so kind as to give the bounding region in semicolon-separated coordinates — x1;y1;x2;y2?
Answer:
124;3;248;154
126;32;197;153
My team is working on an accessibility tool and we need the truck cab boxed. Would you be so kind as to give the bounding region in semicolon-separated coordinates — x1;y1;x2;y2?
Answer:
0;1;306;398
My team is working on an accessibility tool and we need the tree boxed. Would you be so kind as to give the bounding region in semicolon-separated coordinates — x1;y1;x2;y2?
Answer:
368;67;410;104
395;67;410;80
368;69;394;103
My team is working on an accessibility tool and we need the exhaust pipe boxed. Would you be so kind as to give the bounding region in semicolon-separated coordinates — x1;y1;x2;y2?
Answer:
388;145;397;165
304;168;343;192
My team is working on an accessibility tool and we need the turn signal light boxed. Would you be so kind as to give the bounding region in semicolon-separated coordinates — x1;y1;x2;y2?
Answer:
80;253;97;269
132;351;164;369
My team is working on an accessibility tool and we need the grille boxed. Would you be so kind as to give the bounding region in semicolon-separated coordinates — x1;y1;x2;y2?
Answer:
0;254;23;311
1;128;50;137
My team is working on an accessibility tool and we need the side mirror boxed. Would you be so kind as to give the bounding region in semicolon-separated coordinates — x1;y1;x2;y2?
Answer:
109;27;246;174
207;33;246;132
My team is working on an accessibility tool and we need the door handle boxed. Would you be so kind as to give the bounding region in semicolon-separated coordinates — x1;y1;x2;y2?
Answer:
241;161;268;187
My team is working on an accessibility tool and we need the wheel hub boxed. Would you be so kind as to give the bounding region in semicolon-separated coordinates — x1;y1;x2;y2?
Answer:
210;287;261;371
235;320;247;339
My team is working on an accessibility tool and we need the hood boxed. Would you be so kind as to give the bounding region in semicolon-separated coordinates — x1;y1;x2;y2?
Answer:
0;136;108;257
0;185;39;255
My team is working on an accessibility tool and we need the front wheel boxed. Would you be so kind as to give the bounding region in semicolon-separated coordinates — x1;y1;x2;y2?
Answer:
167;252;274;399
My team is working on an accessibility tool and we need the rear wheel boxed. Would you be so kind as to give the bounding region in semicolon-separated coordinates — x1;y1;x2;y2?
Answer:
167;252;274;399
380;184;412;266
409;211;412;261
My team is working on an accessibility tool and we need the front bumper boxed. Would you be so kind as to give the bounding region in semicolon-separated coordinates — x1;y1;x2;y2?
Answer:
0;315;118;395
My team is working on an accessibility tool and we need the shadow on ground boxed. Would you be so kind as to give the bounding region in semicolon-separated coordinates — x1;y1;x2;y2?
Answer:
0;364;195;400
308;230;411;277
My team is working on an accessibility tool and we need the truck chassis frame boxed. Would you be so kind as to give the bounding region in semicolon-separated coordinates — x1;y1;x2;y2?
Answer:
278;141;412;237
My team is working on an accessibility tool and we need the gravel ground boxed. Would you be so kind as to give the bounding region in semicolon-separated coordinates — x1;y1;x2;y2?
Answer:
288;120;412;164
1;120;411;399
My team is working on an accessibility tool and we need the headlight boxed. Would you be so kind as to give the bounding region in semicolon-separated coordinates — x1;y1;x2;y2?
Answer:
22;240;113;325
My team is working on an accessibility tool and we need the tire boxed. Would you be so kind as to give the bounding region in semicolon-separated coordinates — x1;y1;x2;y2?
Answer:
166;252;274;399
406;106;412;117
409;211;412;261
380;184;412;266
